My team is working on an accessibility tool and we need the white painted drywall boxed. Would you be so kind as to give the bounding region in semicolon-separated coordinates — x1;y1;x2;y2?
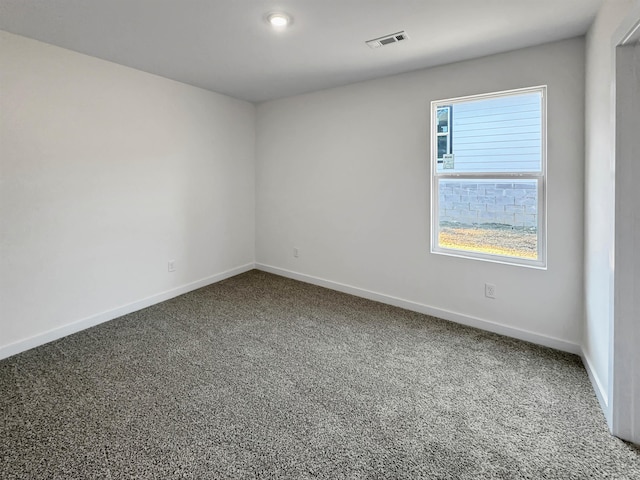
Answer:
0;31;255;355
583;0;636;415
256;38;585;348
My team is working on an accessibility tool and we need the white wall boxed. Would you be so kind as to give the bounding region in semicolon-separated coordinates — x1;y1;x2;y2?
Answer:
0;31;256;357
583;0;636;414
256;38;585;351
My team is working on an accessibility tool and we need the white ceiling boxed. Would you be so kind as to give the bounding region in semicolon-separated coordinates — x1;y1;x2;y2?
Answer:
0;0;603;103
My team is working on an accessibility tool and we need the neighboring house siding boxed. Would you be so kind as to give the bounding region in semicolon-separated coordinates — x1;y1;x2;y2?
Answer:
449;92;542;172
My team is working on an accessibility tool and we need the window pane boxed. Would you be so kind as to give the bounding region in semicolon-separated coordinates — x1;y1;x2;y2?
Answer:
438;178;538;260
437;106;449;133
436;91;542;174
437;135;448;158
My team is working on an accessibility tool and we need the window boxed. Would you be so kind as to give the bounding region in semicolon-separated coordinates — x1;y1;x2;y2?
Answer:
436;106;452;160
431;86;546;268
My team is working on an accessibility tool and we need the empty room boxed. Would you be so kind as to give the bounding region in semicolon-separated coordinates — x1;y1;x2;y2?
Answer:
1;0;639;478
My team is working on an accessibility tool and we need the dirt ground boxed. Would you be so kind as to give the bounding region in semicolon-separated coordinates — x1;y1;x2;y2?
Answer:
439;226;537;259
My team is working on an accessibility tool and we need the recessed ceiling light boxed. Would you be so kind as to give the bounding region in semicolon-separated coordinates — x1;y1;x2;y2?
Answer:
267;12;291;28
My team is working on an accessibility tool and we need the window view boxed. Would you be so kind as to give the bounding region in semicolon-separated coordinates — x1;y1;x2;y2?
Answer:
431;87;546;267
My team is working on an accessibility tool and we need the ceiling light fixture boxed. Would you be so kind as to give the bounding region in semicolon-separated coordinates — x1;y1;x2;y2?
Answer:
267;12;291;28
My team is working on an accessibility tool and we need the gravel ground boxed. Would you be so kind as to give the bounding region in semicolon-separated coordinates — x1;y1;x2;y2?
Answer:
439;226;537;259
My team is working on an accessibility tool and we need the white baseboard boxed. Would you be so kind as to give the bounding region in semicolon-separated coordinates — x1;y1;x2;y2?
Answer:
3;260;583;361
256;263;582;355
0;263;255;361
581;351;609;416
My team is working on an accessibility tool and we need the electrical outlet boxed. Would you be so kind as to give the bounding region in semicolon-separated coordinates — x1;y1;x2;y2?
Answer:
168;260;176;272
293;247;299;258
485;283;496;299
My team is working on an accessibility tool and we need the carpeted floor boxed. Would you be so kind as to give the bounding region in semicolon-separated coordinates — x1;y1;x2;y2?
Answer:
1;270;639;479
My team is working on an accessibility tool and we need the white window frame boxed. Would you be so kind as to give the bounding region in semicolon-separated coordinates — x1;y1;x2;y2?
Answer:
430;85;547;269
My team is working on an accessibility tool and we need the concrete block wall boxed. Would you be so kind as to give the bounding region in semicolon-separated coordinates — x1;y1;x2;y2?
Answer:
439;181;538;229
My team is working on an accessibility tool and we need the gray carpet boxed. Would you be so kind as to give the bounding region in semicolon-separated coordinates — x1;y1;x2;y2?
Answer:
1;270;639;479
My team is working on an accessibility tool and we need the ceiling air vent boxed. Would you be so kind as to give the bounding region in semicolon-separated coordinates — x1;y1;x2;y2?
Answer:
366;31;409;49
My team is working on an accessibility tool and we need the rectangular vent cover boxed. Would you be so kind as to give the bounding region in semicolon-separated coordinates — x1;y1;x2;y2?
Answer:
366;31;409;49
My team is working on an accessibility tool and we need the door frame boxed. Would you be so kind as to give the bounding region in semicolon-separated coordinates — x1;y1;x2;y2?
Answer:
611;5;640;444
